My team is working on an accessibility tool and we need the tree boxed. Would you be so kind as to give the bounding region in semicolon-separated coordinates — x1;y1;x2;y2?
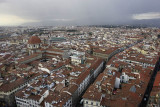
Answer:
88;32;92;36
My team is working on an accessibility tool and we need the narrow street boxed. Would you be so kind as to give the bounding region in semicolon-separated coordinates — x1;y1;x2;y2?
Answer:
139;58;160;107
76;40;143;107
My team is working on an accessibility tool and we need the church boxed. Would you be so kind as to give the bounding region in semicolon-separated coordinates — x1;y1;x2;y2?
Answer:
17;35;64;64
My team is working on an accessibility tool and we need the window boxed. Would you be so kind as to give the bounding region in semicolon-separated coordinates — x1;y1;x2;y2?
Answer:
122;76;124;79
96;102;99;106
91;102;93;105
86;101;88;104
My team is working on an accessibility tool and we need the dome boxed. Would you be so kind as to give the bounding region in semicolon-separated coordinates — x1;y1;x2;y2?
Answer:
28;36;41;44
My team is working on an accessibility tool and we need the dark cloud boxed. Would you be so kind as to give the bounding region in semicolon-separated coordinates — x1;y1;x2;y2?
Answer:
0;0;160;26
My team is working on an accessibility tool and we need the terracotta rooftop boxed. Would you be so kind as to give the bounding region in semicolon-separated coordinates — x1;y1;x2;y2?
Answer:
28;36;41;44
153;72;160;87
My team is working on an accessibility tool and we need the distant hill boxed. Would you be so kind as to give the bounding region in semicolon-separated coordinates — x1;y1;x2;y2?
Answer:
21;19;160;28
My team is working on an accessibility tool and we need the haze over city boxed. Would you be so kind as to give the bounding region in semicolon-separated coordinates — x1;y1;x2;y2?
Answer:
0;0;160;107
0;0;160;26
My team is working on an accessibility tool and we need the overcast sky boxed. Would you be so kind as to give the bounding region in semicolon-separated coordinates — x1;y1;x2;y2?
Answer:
0;0;160;26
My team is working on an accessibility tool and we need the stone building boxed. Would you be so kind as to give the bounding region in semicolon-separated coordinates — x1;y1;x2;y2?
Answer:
27;36;41;55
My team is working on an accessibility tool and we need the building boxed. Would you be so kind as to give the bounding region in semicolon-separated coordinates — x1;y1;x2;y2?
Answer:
70;50;86;65
0;73;40;106
28;36;42;55
147;72;160;107
15;86;49;107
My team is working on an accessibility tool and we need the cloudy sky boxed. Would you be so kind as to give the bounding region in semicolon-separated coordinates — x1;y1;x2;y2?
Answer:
0;0;160;26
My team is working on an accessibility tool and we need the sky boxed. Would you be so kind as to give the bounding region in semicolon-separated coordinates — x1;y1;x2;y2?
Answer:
0;0;160;26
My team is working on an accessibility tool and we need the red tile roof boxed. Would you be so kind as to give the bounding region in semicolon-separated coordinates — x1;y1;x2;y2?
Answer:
28;36;41;44
17;53;40;63
153;72;160;87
